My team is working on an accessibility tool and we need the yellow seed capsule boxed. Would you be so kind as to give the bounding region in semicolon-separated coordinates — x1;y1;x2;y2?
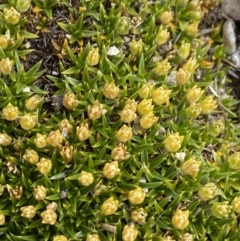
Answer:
47;130;63;147
185;103;202;119
36;158;52;174
129;39;143;55
115;17;131;35
138;83;153;99
182;57;198;74
228;152;240;170
131;208;147;224
41;209;57;225
20;114;36;130
154;60;171;76
163;132;184;152
172;209;189;230
62;92;78;110
2;103;19;121
199;96;217;114
137;99;154;116
185;23;199;37
211;202;231;219
25;95;42;111
16;0;31;12
161;236;176;241
23;149;39;165
93;180;108;195
78;171;94;186
124;99;138;112
120;108;137;123
103;82;119;99
0;214;5;225
179;233;194;241
86;48;100;66
3;7;21;25
178;42;191;60
103;161;120;179
181;157;201;177
198;183;219;201
152;87;172;106
0;133;12;146
59;119;73;133
231;196;240;214
34;133;47;148
7;185;23;200
76;123;90;141
34;185;47;201
155;27;170;46
186;86;204;103
86;234;101;241
140;112;159;129
116;125;132;142
88;101;103;120
46;202;58;211
209;119;224;137
101;197;119;215
53;235;68;241
176;68;190;85
128;187;146;204
0;30;10;50
111;143;130;161
122;224;138;241
59;144;74;163
21;205;36;219
160;11;173;25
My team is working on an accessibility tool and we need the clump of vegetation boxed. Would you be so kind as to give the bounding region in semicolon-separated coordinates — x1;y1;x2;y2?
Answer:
0;0;239;240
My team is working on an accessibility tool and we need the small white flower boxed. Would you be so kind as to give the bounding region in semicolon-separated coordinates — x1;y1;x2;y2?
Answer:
107;46;120;56
23;87;31;92
175;152;186;161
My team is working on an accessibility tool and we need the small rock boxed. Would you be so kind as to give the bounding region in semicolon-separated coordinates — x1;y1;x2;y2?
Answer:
222;0;240;21
222;20;236;55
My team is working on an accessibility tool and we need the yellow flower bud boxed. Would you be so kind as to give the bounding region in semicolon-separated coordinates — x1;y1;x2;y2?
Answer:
7;185;23;200
0;133;12;146
181;157;201;177
2;103;19;121
178;42;191;60
160;11;173;25
129;39;143;55
111;143;130;161
23;149;39;165
59;144;74;163
152;87;172;106
172;209;189;230
176;68;190;85
41;209;57;225
131;208;147;224
76;123;90;141
198;183;219;201
161;236;175;241
103;82;119;99
101;197;119;215
20;114;36;130
231;196;240;214
182;57;198;74
209;120;224;137
47;130;63;147
115;17;131;35
185;23;199;37
154;60;171;76
0;57;13;75
185;103;201;119
122;224;138;241
103;161;120;179
186;86;204;103
163;132;184;152
86;48;100;66
78;171;94;186
0;30;11;50
34;133;47;148
199;96;217;114
16;0;31;12
116;125;132;142
86;234;101;241
179;233;194;241
228;152;240;170
138;83;153;99
128;187;146;204
21;205;36;219
62;92;78;110
36;158;52;174
88;101;103;120
155;27;170;46
53;235;68;241
211;202;231;219
0;214;5;225
137;99;154;116
59;119;73;133
25;95;42;111
124;99;138;112
3;7;21;25
34;185;47;201
140;112;158;129
120;108;137;123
